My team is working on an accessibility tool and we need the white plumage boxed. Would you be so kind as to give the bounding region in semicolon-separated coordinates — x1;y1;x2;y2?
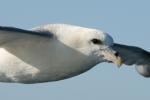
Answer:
0;24;149;84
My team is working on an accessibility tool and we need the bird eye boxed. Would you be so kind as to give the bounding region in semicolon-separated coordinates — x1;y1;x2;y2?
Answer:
91;39;102;44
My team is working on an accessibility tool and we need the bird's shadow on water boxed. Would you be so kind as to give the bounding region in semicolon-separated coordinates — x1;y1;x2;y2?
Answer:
2;36;98;83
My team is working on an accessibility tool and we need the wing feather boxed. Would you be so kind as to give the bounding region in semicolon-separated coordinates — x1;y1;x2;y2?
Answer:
112;43;150;77
0;26;53;45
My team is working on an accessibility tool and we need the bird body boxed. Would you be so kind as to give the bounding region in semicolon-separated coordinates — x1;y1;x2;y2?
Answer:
0;24;149;84
0;38;94;83
0;24;111;83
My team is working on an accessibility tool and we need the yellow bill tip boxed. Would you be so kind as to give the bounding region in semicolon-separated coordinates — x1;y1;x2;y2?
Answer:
115;56;123;68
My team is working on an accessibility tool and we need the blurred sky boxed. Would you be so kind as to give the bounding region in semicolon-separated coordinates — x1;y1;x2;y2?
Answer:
0;0;150;100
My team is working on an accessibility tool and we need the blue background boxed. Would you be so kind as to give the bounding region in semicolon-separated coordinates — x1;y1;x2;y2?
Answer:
0;0;150;100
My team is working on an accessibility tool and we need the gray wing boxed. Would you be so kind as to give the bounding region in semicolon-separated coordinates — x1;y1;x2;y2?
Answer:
0;26;53;46
112;43;150;77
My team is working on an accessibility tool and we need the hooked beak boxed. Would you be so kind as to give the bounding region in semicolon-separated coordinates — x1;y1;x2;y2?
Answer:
102;47;123;67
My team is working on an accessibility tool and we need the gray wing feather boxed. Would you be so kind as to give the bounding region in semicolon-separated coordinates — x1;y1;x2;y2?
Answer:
0;26;53;45
112;43;150;77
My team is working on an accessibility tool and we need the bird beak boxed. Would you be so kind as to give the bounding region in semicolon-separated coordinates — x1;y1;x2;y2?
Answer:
102;48;123;67
112;55;123;67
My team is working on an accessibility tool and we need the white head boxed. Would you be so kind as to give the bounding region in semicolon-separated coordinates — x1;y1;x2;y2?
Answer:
41;24;122;66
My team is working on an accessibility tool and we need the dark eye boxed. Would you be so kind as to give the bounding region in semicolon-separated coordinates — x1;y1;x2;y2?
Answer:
91;39;102;44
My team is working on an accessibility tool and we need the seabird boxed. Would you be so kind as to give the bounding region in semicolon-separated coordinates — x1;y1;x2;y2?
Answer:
0;24;149;84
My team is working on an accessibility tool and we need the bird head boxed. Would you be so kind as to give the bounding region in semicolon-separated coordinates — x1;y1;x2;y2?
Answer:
55;24;123;67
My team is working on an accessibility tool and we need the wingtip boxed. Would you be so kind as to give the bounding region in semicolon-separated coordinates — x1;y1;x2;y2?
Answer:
135;65;150;78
